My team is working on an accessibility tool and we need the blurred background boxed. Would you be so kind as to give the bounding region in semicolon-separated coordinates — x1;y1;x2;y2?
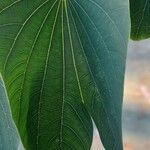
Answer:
91;39;150;150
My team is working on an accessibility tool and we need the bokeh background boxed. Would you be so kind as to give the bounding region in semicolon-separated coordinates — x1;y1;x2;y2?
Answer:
91;39;150;150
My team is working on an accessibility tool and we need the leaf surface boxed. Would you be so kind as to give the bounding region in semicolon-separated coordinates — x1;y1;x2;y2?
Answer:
0;0;130;149
130;0;150;40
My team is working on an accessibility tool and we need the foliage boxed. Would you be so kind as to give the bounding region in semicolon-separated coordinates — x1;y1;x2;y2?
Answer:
130;0;150;40
0;0;149;150
0;74;23;150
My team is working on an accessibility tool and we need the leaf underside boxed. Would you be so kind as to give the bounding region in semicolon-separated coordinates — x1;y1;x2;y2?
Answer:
0;74;24;150
0;0;130;150
130;0;150;40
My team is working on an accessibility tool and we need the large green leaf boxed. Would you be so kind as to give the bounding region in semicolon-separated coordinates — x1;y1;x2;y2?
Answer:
130;0;150;40
0;74;24;150
0;0;130;149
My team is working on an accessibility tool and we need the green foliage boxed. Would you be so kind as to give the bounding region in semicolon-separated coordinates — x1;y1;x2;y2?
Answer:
0;74;24;150
4;0;150;149
130;0;150;40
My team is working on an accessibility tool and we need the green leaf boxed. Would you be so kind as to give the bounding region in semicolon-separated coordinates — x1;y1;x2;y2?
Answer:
0;0;130;149
130;0;150;40
0;74;24;150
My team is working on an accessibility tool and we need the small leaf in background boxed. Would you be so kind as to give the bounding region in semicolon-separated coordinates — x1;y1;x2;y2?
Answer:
130;0;150;40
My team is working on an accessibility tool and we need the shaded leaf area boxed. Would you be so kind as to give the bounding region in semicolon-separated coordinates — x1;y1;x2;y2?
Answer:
130;0;150;40
0;74;24;150
69;0;130;149
0;0;130;150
